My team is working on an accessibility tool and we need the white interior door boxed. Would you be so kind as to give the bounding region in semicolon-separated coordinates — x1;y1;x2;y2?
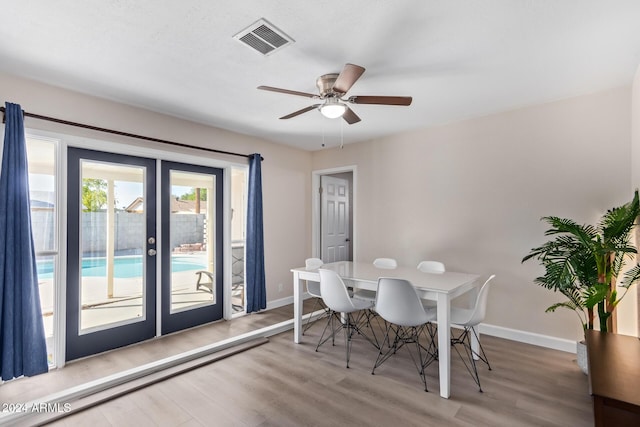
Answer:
321;175;350;262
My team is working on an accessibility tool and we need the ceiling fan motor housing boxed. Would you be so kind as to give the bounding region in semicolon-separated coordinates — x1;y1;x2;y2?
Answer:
316;73;341;97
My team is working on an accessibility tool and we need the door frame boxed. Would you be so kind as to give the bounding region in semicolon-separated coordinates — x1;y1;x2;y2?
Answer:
311;165;357;261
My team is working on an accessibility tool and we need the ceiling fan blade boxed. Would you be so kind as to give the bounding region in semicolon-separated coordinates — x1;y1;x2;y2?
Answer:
342;107;361;125
349;96;413;106
332;63;366;94
279;105;320;120
258;86;318;99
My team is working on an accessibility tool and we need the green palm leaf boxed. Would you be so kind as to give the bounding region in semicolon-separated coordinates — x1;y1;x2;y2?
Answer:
522;190;640;333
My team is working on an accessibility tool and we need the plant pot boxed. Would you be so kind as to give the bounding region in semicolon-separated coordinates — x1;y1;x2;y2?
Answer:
576;340;588;375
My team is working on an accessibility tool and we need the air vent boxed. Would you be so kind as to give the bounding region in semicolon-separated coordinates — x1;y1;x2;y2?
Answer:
233;18;294;56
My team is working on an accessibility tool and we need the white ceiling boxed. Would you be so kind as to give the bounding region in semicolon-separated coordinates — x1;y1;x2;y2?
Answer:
2;1;640;151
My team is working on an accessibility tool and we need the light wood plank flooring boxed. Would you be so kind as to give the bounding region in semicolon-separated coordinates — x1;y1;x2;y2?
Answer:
0;302;592;426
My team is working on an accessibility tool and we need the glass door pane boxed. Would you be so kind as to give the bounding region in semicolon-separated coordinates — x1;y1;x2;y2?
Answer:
230;167;247;314
27;136;57;365
169;170;215;312
79;161;146;331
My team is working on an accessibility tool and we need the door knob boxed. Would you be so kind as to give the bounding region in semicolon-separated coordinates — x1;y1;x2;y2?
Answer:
148;249;157;256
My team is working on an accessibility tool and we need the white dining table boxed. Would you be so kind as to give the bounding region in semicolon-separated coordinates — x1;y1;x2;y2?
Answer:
291;261;480;399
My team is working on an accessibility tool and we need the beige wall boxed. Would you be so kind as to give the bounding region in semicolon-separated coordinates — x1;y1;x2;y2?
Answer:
313;86;633;341
0;71;313;303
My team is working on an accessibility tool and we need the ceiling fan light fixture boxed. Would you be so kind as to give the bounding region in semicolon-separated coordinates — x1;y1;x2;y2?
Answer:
319;99;347;119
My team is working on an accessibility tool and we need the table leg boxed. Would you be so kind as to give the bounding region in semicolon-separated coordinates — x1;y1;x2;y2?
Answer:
293;271;303;344
437;293;451;398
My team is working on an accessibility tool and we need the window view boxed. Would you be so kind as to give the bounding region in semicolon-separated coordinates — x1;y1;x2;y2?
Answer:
231;167;247;314
169;170;215;312
78;161;148;331
27;136;57;365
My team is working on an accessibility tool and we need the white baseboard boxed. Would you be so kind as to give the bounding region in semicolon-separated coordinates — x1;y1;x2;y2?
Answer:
266;295;295;310
478;323;577;354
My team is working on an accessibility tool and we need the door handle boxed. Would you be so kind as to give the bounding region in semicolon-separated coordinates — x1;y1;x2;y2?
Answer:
148;249;157;256
345;238;351;242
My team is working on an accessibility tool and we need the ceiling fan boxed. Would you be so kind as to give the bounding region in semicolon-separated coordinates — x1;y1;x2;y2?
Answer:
257;63;412;124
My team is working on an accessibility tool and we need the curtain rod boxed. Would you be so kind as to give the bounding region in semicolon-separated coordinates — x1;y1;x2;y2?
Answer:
0;106;263;161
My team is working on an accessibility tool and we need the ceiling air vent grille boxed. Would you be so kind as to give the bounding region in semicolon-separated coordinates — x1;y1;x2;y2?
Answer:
233;19;294;56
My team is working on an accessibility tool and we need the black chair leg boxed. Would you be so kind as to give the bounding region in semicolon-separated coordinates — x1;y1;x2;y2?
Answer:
303;297;329;335
372;324;435;392
316;310;341;351
451;327;491;392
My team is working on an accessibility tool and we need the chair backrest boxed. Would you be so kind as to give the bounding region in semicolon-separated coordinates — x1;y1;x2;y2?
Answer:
305;258;324;297
305;257;323;269
463;275;495;327
373;258;397;269
417;260;445;274
375;277;431;327
319;269;356;313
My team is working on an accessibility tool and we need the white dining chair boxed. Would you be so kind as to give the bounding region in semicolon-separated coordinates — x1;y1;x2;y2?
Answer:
417;261;446;310
316;269;379;367
450;274;495;392
373;258;398;269
371;277;437;392
417;260;445;274
302;258;327;334
353;257;399;303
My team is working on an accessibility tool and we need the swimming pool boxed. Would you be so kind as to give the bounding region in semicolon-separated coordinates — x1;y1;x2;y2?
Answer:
37;255;207;279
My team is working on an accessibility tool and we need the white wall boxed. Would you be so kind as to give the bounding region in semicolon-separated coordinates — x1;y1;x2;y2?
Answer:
0;71;313;304
312;86;633;342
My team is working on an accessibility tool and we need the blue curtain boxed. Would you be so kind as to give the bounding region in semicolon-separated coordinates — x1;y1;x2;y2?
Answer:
0;102;48;380
245;153;266;313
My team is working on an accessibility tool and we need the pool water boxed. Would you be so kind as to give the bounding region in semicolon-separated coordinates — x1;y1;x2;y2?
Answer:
37;255;207;279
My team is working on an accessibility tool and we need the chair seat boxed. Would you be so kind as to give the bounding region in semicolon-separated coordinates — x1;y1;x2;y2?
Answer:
421;299;436;309
422;307;437;323
353;289;376;303
450;307;474;326
316;268;380;367
372;277;437;391
307;281;321;298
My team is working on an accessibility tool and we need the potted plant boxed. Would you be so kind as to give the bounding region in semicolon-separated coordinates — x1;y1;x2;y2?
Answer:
522;191;640;371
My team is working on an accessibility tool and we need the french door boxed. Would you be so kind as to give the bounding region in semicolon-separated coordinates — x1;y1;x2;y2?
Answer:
160;161;223;334
66;148;224;361
66;148;157;360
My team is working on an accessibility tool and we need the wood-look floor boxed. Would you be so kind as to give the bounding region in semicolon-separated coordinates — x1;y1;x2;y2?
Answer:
0;302;593;426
